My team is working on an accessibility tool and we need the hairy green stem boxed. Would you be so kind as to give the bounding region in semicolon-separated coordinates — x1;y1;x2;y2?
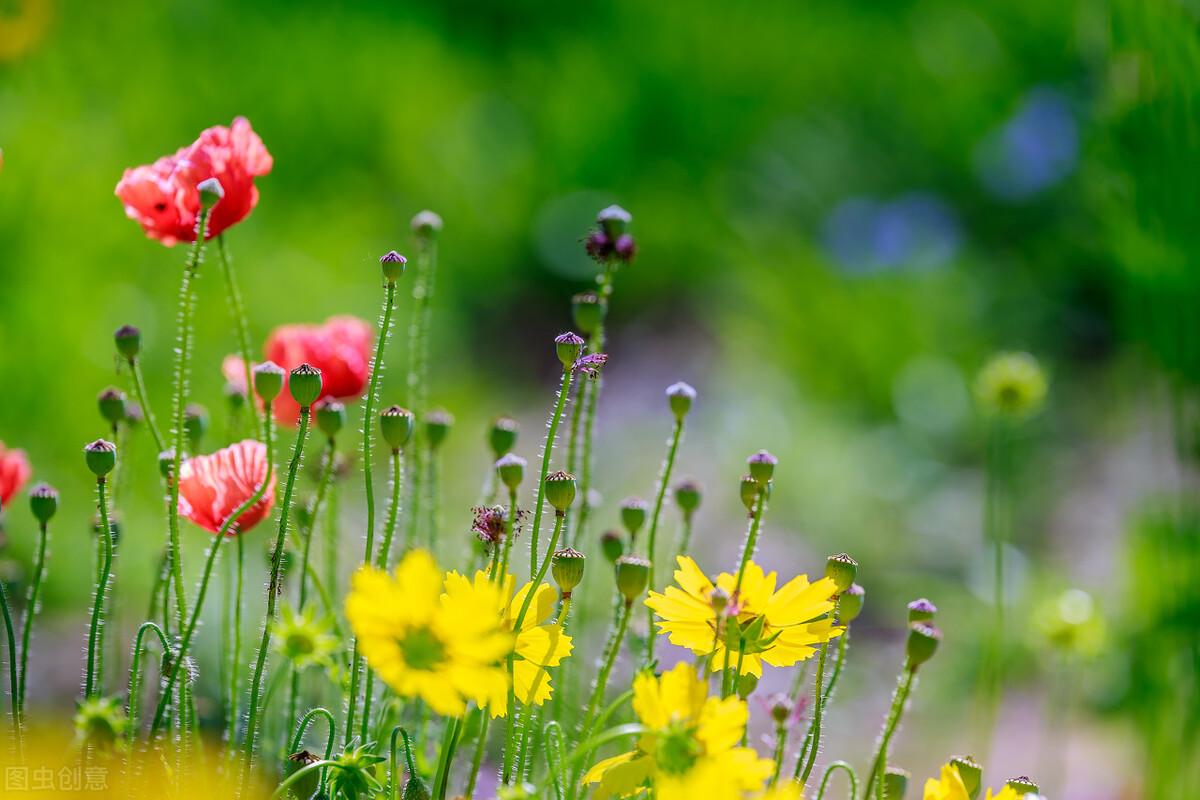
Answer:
464;712;490;799
126;357;165;454
17;520;48;717
216;235;262;439
227;531;245;745
84;477;115;700
126;621;169;737
816;761;858;800
644;417;684;666
864;663;916;800
431;716;462;800
530;368;574;576
0;572;21;751
797;639;832;785
734;485;768;595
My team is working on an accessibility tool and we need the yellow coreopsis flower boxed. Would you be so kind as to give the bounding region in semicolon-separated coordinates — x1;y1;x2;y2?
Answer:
345;549;512;717
646;556;843;676
583;662;773;800
923;764;1020;800
445;570;574;717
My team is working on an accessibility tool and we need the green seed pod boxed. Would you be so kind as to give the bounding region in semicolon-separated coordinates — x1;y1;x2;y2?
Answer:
28;483;58;524
496;454;526;491
184;403;208;452
747;450;777;485
84;439;116;477
739;475;759;512
225;381;247;412
253;361;286;402
571;291;605;337
197;177;224;209
113;324;141;360
554;332;585;368
907;598;937;623
551;548;586;596
97;387;127;428
673;478;702;516
906;622;941;667
883;767;910;800
600;530;624;564
424;409;453;450
316;399;347;439
615;555;650;603
288;363;323;409
1005;777;1039;796
411;209;443;239
824;553;858;594
949;756;983;800
666;381;697;420
839;583;865;623
545;471;577;513
596;204;632;239
380;405;415;452
379;250;407;283
489;416;519;458
619;497;648;539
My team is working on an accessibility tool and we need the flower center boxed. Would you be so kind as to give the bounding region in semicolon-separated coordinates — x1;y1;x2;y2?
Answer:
399;627;446;671
285;631;316;656
655;723;702;775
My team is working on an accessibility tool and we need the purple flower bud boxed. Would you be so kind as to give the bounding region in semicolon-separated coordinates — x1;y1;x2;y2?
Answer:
379;250;407;282
585;231;613;261
614;233;636;263
907;598;937;623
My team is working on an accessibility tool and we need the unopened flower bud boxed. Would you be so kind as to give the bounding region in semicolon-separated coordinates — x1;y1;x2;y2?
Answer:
85;439;117;477
585;231;612;261
184;404;208;451
197;178;224;209
315;399;347;439
614;233;636;263
158;449;175;479
97;387;127;428
424;409;453;450
907;598;937;623
551;548;586;596
1005;777;1039;796
747;450;777;485
949;756;982;800
883;767;910;800
839;583;865;623
380;406;415;451
379;250;407;283
906;622;941;667
600;530;624;564
545;471;577;513
28;483;58;524
411;209;443;238
709;586;730;615
225;382;246;411
740;475;759;512
555;332;585;368
666;382;696;420
288;363;323;409
489;416;518;458
496;454;526;490
571;291;605;336
596;204;632;239
253;361;286;402
768;694;793;724
619;497;648;539
672;478;702;517
736;671;758;700
113;324;141;360
615;555;650;602
825;553;858;594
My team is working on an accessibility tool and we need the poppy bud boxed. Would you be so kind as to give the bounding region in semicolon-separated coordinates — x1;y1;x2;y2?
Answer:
254;361;286;402
315;399;347;439
666;382;696;420
97;387;127;428
555;332;585;369
709;586;730;615
825;553;858;594
883;767;910;799
596;204;632;239
614;555;650;603
423;409;453;450
906;622;941;667
158;449;176;479
380;406;415;452
747;450;777;485
736;671;758;700
184;404;208;451
571;291;606;336
740;475;759;512
614;234;636;263
949;756;982;800
85;440;117;477
600;530;624;564
379;250;407;283
545;471;577;513
1005;777;1039;795
673;478;702;516
619;497;648;539
585;231;612;261
907;598;937;623
197;177;224;209
496;454;526;491
28;483;58;524
288;363;323;409
225;382;246;412
113;324;141;360
411;209;443;239
839;583;865;623
489;416;519;458
769;694;794;724
551;547;586;596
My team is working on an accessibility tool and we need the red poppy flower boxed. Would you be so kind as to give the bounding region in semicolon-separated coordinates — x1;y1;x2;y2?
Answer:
178;440;275;535
0;442;31;507
115;117;273;246
262;316;374;425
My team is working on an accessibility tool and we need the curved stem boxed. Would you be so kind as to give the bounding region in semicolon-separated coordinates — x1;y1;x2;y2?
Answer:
644;417;684;666
864;664;916;800
269;759;338;800
126;621;170;737
391;726;417;800
798;639;831;785
243;409;309;765
816;761;858;800
530;368;574;577
17;521;48;716
126;357;165;454
290;706;336;764
216;235;262;440
84;477;115;699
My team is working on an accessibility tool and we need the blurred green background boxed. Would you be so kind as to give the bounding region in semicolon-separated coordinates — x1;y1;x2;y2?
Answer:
2;0;1200;797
